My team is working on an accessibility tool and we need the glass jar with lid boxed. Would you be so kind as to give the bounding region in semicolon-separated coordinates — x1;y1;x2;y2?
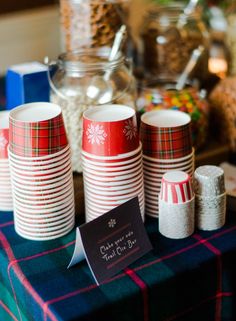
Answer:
60;0;130;51
48;47;137;173
140;2;209;81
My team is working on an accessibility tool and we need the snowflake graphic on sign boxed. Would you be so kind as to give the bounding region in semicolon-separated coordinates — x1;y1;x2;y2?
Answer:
123;119;137;140
0;134;8;150
108;219;116;228
86;124;107;145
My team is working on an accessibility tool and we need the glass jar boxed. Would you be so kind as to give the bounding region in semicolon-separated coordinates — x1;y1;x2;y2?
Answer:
136;80;209;150
48;47;137;173
60;0;130;51
140;3;209;81
227;10;236;75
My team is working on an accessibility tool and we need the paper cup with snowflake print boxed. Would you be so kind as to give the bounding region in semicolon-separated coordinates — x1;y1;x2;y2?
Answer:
0;111;10;159
82;105;139;156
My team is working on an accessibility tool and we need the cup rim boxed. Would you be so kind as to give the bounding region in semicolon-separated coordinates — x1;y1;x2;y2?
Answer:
8;144;70;161
14;195;74;214
83;104;135;123
84;181;144;196
9;102;62;123
141;109;191;128
143;158;193;169
85;187;144;201
9;150;71;171
15;215;74;232
14;223;74;241
13;187;73;205
83;166;143;182
82;158;142;172
14;192;74;210
83;162;143;177
143;148;194;163
11;173;73;191
83;172;143;186
81;151;142;167
81;143;142;160
14;202;75;219
15;220;74;238
84;177;143;191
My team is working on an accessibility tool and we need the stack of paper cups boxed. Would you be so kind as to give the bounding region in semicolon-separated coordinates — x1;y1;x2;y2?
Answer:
8;103;75;241
159;170;195;239
140;110;194;218
0;111;13;211
194;165;226;231
82;105;144;222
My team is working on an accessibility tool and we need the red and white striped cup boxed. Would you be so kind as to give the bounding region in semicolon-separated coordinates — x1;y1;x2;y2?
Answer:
160;171;194;204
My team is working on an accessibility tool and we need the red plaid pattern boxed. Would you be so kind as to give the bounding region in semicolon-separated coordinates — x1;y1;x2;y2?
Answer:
140;123;192;159
9;115;68;157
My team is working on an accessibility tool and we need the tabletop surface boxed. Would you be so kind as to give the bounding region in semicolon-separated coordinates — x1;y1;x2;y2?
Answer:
0;209;236;321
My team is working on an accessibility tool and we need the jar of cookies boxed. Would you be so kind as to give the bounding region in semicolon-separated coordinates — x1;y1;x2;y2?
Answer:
48;47;136;173
60;0;130;51
140;3;209;81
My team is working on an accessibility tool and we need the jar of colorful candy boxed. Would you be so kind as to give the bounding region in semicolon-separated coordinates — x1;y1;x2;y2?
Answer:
137;81;209;150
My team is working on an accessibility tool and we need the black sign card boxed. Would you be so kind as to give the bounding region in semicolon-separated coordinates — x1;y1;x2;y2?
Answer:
68;197;152;285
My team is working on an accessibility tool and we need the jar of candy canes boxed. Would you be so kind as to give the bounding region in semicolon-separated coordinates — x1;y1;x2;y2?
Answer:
48;48;137;172
60;0;130;51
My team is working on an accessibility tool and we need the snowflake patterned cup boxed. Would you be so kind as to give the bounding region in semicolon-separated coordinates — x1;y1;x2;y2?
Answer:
82;104;139;156
140;110;192;160
0;111;10;159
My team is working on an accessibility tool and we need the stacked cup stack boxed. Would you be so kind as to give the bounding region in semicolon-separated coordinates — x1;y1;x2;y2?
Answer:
0;111;13;211
140;110;194;218
82;105;144;222
159;170;195;239
8;103;75;241
194;166;226;231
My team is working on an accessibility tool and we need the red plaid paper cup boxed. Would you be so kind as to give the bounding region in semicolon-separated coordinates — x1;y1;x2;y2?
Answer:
9;103;68;157
0;111;10;159
82;104;139;156
140;110;192;159
160;170;194;204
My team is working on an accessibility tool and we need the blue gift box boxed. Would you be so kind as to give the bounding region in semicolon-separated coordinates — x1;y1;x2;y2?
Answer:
6;62;50;110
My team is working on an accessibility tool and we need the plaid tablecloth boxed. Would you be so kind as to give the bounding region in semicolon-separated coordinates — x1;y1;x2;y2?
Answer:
0;210;236;321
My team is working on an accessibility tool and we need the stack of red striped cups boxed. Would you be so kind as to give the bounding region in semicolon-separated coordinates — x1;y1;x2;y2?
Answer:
8;103;75;241
0;111;13;211
82;105;144;222
140;110;194;218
